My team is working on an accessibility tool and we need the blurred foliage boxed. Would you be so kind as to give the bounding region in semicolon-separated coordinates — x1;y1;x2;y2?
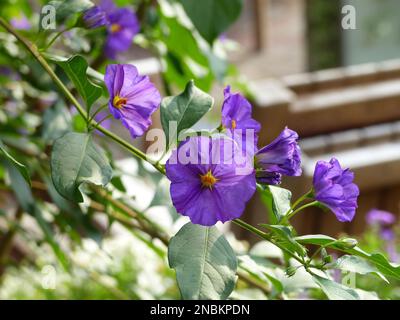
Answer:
306;0;342;71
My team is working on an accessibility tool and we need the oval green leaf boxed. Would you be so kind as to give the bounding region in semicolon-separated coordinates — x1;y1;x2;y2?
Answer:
259;185;292;223
168;222;237;300
179;0;243;44
51;132;112;202
312;274;359;300
56;55;103;110
334;255;389;283
160;80;213;149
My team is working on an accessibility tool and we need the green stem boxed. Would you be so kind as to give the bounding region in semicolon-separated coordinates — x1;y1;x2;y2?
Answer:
0;17;164;174
88;103;108;124
43;26;74;50
90;114;113;129
233;219;305;265
285;190;313;216
233;218;268;239
286;201;319;220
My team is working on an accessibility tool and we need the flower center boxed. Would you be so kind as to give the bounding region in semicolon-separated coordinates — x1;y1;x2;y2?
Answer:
110;23;121;33
113;95;127;109
200;170;218;189
231;119;237;129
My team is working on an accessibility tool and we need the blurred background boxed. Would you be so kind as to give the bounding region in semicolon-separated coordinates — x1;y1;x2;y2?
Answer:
1;0;400;299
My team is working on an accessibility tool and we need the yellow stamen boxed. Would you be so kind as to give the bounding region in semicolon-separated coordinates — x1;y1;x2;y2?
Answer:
231;119;237;129
110;23;121;33
200;170;218;189
113;95;127;109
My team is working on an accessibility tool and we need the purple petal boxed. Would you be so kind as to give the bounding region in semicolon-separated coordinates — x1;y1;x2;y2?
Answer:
104;63;161;139
165;136;256;226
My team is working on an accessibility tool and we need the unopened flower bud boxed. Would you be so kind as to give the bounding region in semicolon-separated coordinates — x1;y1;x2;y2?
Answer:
336;238;358;249
323;255;333;264
82;6;108;29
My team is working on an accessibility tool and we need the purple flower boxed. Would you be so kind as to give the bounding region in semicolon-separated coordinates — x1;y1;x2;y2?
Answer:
313;158;359;222
166;136;256;226
255;128;302;185
10;15;31;30
0;66;13;77
387;242;399;263
83;6;108;29
366;209;395;226
221;86;260;155
104;64;161;138
94;110;112;136
99;0;117;13
99;0;140;59
366;209;396;242
381;228;395;241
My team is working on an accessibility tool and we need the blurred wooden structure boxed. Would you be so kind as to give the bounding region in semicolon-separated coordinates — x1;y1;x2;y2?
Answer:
238;59;400;240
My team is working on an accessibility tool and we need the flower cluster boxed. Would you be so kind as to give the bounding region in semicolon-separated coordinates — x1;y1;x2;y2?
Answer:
103;63;360;226
255;128;302;185
83;0;140;59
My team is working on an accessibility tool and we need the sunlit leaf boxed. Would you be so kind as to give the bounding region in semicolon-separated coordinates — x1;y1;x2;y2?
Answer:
51;132;112;202
334;255;389;283
168;222;237;300
312;274;359;300
160;80;213;148
55;55;102;110
179;0;243;44
42;102;72;142
259;185;291;223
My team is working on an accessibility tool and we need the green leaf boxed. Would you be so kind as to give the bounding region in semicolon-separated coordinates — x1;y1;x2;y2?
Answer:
3;158;34;212
0;140;31;186
56;55;102;110
364;253;400;281
259;185;291;223
179;0;243;44
334;255;388;283
42;102;72;142
160;80;213;148
168;222;237;300
260;224;307;257
295;234;337;246
160;16;214;92
312;275;359;300
296;234;400;281
51;132;113;202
